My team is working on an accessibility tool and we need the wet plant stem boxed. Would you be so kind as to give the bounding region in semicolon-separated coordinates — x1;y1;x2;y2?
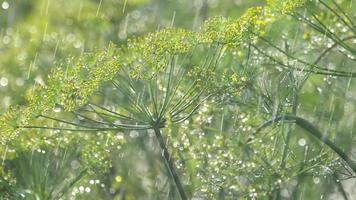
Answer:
334;173;349;200
280;81;299;169
154;128;188;200
256;115;356;173
272;73;299;200
52;168;88;200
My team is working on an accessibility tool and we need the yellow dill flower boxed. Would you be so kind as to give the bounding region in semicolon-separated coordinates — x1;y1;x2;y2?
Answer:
267;0;306;14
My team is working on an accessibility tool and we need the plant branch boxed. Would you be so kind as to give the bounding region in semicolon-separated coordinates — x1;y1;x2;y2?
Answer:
52;168;88;200
255;115;356;173
334;173;349;200
153;128;188;200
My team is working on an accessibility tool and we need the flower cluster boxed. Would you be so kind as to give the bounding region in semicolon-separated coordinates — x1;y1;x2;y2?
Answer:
202;7;273;48
0;0;307;176
267;0;307;14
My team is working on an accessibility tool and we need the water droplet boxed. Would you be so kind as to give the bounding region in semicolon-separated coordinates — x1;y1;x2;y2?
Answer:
2;35;10;44
15;78;24;86
1;1;9;10
298;138;306;146
53;106;62;113
129;130;139;138
115;176;122;183
85;187;91;193
0;77;8;87
74;40;82;49
116;132;124;140
79;186;84;193
70;160;80;169
313;177;320;184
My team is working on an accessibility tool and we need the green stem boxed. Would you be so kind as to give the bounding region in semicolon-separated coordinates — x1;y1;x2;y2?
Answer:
51;168;88;200
274;79;299;200
280;81;299;168
255;115;356;173
334;173;349;200
153;128;188;200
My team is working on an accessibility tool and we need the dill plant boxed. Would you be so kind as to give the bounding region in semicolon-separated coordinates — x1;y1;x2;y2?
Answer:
0;0;356;199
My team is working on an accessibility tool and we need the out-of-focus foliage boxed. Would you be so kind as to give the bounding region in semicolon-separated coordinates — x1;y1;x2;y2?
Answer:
1;0;356;199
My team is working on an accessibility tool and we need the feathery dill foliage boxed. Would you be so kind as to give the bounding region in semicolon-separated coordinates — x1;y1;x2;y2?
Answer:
3;0;355;199
0;45;121;141
0;3;278;144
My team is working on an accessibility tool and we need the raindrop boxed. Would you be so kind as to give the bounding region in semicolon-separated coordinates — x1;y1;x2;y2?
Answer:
70;160;80;169
85;187;91;193
122;0;127;13
313;177;320;184
35;75;44;85
2;35;10;44
78;186;84;193
0;77;8;87
129;130;139;138
15;78;24;86
116;132;124;140
53;106;62;113
115;176;122;183
96;0;103;17
298;138;306;146
74;40;82;49
1;1;9;10
170;10;176;27
71;187;79;193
